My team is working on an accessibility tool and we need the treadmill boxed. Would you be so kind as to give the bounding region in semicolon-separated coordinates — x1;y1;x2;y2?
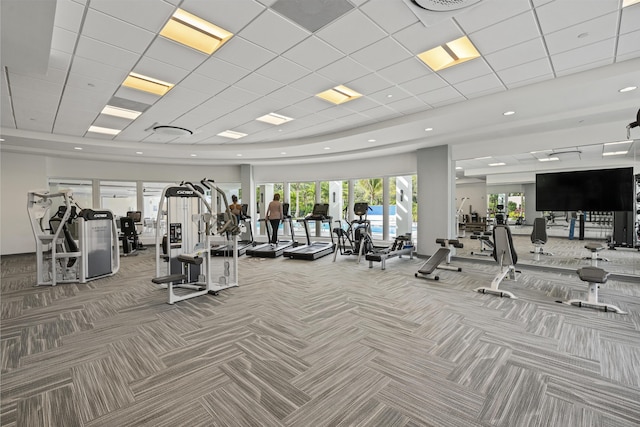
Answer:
211;204;255;257
283;203;335;260
246;203;297;258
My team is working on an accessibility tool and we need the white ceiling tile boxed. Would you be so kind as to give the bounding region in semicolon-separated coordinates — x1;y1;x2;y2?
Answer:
282;36;343;71
455;0;532;33
342;96;384;114
195;58;251;85
92;114;132;130
11;89;60;112
317;10;386;54
238;10;310;54
89;0;175;33
234;73;282;96
620;3;640;34
555;58;613;77
10;66;67;86
65;72;120;94
368;86;413;104
484;38;547;71
544;12;618;55
70;56;130;83
256;56;311;85
496;57;553;87
393;19;463;55
417;86;464;106
360;0;419;34
616;29;640;59
49;50;72;72
215;36;277;70
387;96;428;115
146;37;208;71
54;0;85;33
399;73;449;96
346;73;393;95
317;57;371;83
50;27;78;54
290;73;336;94
551;37;616;72
293;96;334;114
75;36;139;70
134;56;191;85
470;11;540;55
437;59;493;85
377;57;431;85
275;104;315;119
180;0;265;34
216;85;261;105
535;0;619;34
179;73;228;97
506;75;552;90
350;37;412;72
453;73;505;98
82;9;155;54
59;86;113;110
268;86;310;105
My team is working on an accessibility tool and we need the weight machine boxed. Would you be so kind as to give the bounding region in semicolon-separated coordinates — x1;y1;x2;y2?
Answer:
27;189;120;286
152;179;239;304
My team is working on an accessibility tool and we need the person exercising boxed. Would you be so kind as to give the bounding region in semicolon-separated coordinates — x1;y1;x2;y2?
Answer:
265;193;283;244
229;195;242;222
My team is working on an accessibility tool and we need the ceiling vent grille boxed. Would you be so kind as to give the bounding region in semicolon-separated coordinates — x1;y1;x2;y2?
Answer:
151;125;193;136
271;0;354;33
410;0;482;11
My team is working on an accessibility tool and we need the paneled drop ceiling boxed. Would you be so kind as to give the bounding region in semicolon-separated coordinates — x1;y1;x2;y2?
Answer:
1;0;639;183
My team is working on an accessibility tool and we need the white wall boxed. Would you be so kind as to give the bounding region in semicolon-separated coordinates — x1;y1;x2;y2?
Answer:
1;152;48;254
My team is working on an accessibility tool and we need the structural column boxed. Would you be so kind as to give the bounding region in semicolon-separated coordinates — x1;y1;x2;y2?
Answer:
383;177;389;241
417;145;456;257
396;175;412;237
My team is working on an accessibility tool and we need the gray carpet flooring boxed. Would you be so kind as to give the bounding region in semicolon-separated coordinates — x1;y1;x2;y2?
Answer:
1;241;640;426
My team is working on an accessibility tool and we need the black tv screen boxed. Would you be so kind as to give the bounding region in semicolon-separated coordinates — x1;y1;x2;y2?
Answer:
536;167;634;212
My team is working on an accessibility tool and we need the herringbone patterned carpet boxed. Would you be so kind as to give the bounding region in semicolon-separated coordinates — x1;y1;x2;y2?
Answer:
2;244;640;426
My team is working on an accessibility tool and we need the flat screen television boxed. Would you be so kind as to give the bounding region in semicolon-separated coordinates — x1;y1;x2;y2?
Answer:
536;167;633;212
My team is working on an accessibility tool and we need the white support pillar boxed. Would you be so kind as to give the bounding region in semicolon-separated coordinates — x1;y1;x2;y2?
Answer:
283;181;290;236
348;180;355;222
417;145;455;257
383;176;390;241
396;175;412;237
258;184;274;236
329;181;342;227
241;164;255;236
315;181;322;236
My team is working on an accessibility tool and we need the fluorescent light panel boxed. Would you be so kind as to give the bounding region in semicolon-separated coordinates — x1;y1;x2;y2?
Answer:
316;85;362;105
217;130;247;139
88;125;120;135
603;151;628;156
488;162;506;166
256;113;294;125
101;105;142;120
538;157;559;162
604;140;633;146
417;36;480;71
160;8;233;55
122;72;174;96
623;0;640;7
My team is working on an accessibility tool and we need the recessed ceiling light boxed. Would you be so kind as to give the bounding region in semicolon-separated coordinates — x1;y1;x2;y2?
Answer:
217;130;248;139
190;154;197;157
368;139;376;142
417;36;480;71
256;112;294;125
424;127;433;132
160;8;233;55
236;154;243;157
101;105;142;120
0;138;5;141
623;0;640;7
488;162;506;166
122;72;174;96
619;86;637;93
455;166;462;170
88;125;121;135
474;156;491;160
503;111;515;116
316;85;362;105
281;152;287;155
324;147;331;150
530;150;552;154
538;157;559;162
74;147;82;150
603;151;628;156
604;140;633;146
136;151;143;155
387;94;393;98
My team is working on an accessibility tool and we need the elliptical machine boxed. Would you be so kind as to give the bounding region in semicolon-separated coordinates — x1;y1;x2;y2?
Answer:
333;202;373;263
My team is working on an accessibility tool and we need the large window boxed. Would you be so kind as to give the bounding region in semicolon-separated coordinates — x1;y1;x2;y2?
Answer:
100;181;137;219
49;178;93;209
142;182;173;237
355;178;383;238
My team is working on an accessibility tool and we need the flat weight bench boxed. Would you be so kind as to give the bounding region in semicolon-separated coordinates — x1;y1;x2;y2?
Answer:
582;243;609;266
564;266;626;314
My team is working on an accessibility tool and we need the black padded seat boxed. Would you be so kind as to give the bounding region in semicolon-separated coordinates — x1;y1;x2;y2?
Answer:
582;243;609;264
565;266;625;314
577;266;609;284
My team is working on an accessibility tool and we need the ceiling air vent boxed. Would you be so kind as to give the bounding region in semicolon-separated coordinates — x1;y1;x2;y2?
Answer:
410;0;482;11
151;125;193;136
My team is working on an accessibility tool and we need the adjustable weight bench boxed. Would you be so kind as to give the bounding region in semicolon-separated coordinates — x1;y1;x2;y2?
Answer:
474;225;519;299
415;248;450;281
